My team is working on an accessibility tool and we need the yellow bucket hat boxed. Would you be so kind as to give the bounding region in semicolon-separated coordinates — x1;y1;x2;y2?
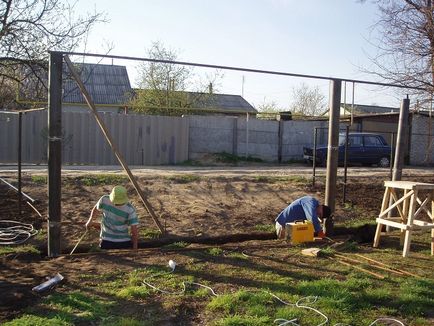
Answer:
109;186;128;205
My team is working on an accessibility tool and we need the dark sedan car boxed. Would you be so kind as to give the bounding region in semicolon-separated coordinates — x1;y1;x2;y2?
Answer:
303;132;392;167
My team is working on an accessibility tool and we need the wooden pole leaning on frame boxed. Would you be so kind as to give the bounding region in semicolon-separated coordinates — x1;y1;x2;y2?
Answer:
64;55;165;235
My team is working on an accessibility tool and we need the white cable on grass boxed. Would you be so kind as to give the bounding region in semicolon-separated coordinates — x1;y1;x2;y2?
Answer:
295;296;328;326
142;262;407;326
274;318;299;326
369;318;405;326
0;220;38;245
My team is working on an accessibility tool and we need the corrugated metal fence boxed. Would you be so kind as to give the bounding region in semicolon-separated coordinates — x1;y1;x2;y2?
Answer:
0;111;189;165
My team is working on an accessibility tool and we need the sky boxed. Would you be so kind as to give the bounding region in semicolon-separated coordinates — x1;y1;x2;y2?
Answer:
73;0;405;110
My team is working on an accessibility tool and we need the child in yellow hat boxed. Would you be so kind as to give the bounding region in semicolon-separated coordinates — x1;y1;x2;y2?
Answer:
86;185;138;250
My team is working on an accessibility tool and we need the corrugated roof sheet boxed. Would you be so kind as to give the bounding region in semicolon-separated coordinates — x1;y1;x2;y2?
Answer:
343;104;399;114
63;63;132;105
19;63;132;105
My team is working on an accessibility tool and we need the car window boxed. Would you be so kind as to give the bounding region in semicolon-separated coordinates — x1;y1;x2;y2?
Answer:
349;136;362;146
364;136;382;146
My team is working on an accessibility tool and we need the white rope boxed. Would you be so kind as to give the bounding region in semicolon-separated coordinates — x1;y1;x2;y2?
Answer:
369;318;405;326
142;261;406;326
0;220;38;245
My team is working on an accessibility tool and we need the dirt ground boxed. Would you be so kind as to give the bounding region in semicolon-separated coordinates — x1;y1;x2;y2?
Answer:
1;164;434;323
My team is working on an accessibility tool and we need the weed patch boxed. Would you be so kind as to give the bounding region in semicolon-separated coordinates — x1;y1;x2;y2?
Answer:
31;175;47;185
165;174;201;183
68;175;129;186
0;244;40;256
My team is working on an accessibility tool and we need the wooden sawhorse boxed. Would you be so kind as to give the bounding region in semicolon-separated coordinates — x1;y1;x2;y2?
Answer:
373;181;434;257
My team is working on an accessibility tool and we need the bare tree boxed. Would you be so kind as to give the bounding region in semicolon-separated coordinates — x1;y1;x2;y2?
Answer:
290;83;326;116
362;0;434;101
0;0;104;108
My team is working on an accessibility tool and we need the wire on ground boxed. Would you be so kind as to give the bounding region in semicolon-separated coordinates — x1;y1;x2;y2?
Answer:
141;261;406;326
0;220;38;245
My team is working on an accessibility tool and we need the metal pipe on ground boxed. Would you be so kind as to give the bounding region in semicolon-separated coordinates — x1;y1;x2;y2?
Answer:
0;177;37;203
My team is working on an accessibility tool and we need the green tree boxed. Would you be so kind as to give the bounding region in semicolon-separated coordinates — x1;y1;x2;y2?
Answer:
130;41;222;116
0;0;104;108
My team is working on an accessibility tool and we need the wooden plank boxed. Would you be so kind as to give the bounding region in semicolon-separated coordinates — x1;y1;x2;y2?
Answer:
389;188;404;219
373;221;383;248
354;254;421;277
416;194;433;219
378;190;413;218
379;187;390;217
64;56;165;234
330;257;385;279
335;254;404;276
376;218;411;230
384;180;434;190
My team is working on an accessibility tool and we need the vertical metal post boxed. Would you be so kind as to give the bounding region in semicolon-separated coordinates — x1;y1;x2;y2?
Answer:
325;79;341;214
393;98;410;181
245;112;249;158
277;120;283;163
389;133;394;180
232;117;238;156
312;127;318;187
386;98;410;232
18;112;22;217
47;52;63;257
343;125;349;204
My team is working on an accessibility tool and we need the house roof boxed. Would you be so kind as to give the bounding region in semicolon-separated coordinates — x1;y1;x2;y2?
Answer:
19;63;132;106
185;92;257;114
341;104;399;114
20;62;255;112
63;63;132;105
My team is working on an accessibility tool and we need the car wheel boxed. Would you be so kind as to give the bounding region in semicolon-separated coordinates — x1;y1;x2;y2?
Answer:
378;156;390;168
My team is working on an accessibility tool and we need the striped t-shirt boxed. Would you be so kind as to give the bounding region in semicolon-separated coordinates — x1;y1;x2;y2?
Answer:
96;195;139;242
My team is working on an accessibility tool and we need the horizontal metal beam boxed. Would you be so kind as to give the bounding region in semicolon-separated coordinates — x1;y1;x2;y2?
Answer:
54;50;425;91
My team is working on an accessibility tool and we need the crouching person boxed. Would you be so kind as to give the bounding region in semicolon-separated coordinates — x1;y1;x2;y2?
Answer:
275;195;330;240
86;185;138;250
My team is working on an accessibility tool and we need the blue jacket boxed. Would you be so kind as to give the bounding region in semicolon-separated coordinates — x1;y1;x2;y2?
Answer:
275;196;322;232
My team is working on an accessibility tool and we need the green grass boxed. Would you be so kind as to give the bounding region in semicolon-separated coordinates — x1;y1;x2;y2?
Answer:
4;245;434;326
6;291;115;326
139;227;162;239
208;247;223;256
205;275;434;326
165;174;201;183
68;174;129;186
31;175;47;185
164;241;190;249
250;175;309;185
215;152;263;164
3;314;72;326
254;224;274;232
0;244;40;256
178;159;204;166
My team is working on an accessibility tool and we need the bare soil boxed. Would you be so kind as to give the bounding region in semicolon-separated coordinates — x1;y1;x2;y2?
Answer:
1;165;434;323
